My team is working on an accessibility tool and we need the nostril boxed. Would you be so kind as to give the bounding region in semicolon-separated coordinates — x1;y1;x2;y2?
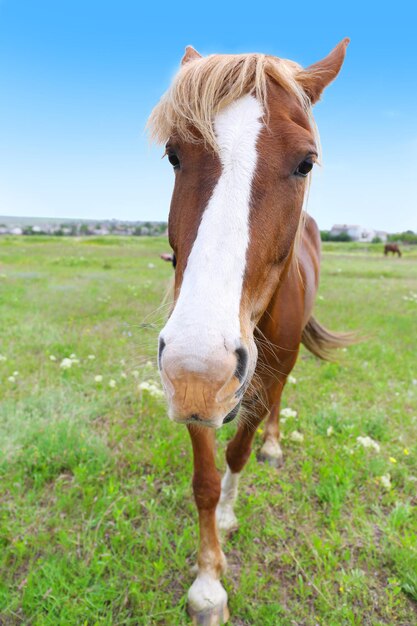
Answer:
223;400;242;424
158;337;166;370
234;346;249;383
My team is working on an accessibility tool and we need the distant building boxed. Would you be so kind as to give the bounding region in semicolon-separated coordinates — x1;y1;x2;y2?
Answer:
0;216;168;237
374;230;388;242
330;224;388;243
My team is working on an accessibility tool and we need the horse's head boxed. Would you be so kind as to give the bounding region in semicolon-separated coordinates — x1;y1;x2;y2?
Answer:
149;40;349;428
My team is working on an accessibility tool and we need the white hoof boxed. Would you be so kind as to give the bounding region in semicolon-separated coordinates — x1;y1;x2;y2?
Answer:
258;439;283;467
188;575;229;625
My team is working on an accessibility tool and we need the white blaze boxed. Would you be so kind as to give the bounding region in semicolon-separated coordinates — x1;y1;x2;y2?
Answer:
161;94;263;366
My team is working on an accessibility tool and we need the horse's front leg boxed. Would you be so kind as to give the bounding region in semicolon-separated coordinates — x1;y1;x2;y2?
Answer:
216;395;265;534
187;425;229;626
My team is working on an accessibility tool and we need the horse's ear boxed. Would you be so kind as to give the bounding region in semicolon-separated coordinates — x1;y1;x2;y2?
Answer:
297;38;350;104
181;46;202;65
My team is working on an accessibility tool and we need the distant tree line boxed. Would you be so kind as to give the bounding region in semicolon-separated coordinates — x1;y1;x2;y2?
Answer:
22;224;79;236
320;230;417;244
387;230;417;244
320;230;352;242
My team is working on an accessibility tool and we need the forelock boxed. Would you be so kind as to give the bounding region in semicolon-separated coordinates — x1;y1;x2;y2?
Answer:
148;53;311;151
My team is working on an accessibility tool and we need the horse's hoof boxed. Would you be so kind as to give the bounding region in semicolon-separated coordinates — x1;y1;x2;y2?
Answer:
188;602;230;625
188;577;229;625
257;440;284;468
257;450;283;467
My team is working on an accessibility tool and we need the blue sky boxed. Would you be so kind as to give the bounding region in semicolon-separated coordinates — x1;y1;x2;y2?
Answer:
1;0;416;231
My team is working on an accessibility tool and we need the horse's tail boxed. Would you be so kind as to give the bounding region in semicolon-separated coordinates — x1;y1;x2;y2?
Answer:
301;316;357;361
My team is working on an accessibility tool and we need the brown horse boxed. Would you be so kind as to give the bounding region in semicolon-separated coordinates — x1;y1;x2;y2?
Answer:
384;243;402;257
149;39;352;625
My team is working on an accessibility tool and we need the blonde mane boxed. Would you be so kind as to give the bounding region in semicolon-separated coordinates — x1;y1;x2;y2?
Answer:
148;52;312;150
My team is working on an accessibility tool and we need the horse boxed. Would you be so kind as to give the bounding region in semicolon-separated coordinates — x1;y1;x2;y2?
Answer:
384;243;401;257
148;39;352;625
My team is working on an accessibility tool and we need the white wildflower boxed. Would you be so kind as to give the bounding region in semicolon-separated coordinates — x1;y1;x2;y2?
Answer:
120;359;126;366
88;354;95;360
357;435;381;453
94;375;103;383
287;375;297;384
138;381;165;399
380;474;392;490
0;354;7;362
290;430;304;443
148;263;155;269
327;426;334;436
109;379;116;388
145;361;154;368
403;291;417;303
49;355;57;361
120;372;127;379
132;370;139;379
13;371;19;377
8;375;16;383
280;407;297;418
60;358;73;369
70;353;76;359
149;386;165;398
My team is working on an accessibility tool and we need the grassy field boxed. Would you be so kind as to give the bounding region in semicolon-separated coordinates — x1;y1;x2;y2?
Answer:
0;236;416;626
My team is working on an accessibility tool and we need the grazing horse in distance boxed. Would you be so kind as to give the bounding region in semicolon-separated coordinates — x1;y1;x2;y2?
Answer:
148;39;352;625
384;243;402;257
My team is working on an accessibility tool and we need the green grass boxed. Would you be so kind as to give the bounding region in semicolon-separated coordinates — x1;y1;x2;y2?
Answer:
0;237;416;625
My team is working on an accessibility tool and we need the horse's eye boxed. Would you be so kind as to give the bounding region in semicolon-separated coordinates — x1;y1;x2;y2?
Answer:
168;152;180;170
295;158;314;177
